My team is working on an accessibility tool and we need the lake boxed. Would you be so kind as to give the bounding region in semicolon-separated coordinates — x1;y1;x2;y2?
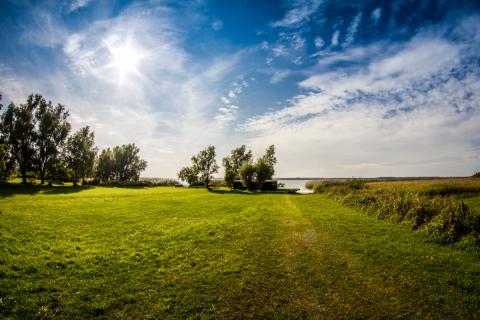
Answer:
277;179;313;193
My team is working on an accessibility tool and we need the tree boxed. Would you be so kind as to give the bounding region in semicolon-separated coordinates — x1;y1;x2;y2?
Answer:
112;144;147;181
191;145;219;188
35;97;71;184
261;144;277;180
0;143;9;181
46;154;69;185
239;162;256;190
65;126;96;186
255;158;274;191
0;95;40;183
223;145;252;188
177;166;199;186
96;148;115;182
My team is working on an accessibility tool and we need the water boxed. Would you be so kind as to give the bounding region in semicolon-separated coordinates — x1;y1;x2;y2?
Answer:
277;179;313;194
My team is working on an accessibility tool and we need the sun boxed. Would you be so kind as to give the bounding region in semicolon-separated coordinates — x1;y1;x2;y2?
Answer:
107;40;145;83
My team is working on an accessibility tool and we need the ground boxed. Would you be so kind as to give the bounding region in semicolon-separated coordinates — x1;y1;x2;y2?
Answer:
0;185;479;319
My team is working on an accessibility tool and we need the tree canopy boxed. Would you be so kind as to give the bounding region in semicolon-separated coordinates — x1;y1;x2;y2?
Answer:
0;93;149;185
223;145;252;188
65;126;97;186
178;145;219;188
35;98;71;184
0;95;39;183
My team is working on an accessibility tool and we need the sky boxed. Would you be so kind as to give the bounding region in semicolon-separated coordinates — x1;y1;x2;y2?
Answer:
1;0;479;178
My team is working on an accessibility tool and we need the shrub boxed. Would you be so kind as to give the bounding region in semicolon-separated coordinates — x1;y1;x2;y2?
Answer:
421;184;480;197
208;180;227;188
314;180;480;244
313;179;366;194
85;178;180;187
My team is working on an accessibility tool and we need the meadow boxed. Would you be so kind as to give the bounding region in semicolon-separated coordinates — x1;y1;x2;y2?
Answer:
1;183;480;319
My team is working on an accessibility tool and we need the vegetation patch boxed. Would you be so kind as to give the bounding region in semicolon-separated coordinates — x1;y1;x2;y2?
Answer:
308;179;480;243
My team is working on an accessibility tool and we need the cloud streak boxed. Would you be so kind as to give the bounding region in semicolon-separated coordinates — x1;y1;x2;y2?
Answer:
239;20;480;176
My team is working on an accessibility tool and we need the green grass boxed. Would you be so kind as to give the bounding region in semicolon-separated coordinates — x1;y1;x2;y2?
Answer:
367;178;480;193
1;185;480;319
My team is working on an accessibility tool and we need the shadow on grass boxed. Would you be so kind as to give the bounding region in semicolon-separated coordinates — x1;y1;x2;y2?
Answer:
0;183;154;198
0;183;92;198
207;188;300;195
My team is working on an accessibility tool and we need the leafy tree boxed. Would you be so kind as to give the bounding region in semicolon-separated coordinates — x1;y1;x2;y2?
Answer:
34;97;71;184
255;158;274;191
191;145;219;188
177;166;199;186
223;145;252;188
65;126;96;186
0;95;40;183
96;148;115;182
46;154;69;184
261;144;277;180
239;162;256;190
112;144;147;181
0;143;9;181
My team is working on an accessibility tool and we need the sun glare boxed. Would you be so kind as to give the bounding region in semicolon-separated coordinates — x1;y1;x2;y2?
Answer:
107;41;144;83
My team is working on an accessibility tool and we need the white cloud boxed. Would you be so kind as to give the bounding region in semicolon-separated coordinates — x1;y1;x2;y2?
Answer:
20;10;68;48
215;105;239;126
331;30;339;46
67;0;92;13
4;3;244;178
272;44;288;57
371;7;382;24
270;70;290;84
343;12;362;47
273;0;322;28
214;76;249;126
302;37;460;95
314;36;324;48
292;56;303;65
239;29;480;177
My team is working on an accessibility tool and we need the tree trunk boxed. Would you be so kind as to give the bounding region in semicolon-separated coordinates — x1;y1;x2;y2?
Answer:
21;165;27;184
40;166;45;184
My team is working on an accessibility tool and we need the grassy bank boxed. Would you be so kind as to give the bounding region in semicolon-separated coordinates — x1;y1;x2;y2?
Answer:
306;178;480;243
1;185;480;318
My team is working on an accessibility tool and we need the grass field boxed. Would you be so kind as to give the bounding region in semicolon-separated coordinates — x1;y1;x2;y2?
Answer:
1;185;480;319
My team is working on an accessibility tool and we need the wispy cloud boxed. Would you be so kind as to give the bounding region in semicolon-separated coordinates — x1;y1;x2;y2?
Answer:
270;70;291;84
67;0;92;13
5;2;243;177
239;20;480;176
371;7;382;24
343;11;362;47
215;76;249;126
331;30;340;46
273;0;322;28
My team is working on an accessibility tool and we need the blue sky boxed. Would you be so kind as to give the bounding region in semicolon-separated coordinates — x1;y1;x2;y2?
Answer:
1;0;479;177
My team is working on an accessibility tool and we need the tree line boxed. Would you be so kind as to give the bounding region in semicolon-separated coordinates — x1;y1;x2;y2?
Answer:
0;94;147;185
178;144;277;190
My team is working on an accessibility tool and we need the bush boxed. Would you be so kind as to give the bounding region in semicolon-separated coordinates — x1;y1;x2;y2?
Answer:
208;180;227;188
313;179;366;194
84;178;180;187
314;180;480;244
421;184;480;197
